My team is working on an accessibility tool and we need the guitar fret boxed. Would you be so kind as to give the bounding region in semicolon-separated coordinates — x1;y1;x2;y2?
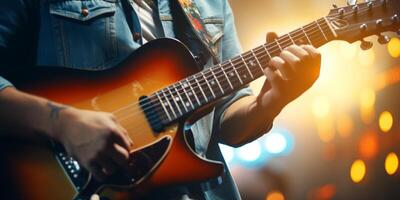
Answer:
239;54;254;79
180;82;195;109
250;49;264;73
172;84;189;112
210;68;224;94
287;33;296;45
229;60;243;84
315;20;328;41
160;90;177;119
275;40;283;51
194;76;208;102
167;87;183;116
262;44;272;60
185;79;201;105
301;26;313;45
156;92;172;121
221;64;234;89
201;71;216;98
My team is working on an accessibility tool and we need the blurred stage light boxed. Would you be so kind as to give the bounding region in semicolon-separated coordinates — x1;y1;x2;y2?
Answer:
350;159;366;183
360;87;376;124
357;48;375;67
358;131;379;160
266;191;285;200
379;111;393;133
264;132;287;154
385;152;399;175
237;140;262;162
388;38;400;58
220;144;235;164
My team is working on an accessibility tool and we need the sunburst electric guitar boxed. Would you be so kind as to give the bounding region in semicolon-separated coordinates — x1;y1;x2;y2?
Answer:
1;1;399;199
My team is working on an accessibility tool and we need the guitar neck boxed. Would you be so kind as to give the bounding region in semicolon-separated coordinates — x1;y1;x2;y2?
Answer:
151;17;336;125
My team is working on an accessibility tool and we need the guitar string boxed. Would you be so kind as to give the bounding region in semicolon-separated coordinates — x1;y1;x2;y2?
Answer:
120;30;330;132
108;4;379;130
112;0;379;119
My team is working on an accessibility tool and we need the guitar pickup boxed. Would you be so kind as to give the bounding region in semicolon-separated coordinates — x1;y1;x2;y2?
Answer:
139;96;165;133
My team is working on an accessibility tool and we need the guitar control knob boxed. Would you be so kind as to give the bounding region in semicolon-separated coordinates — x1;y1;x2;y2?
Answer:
360;24;368;32
367;2;373;10
378;34;390;44
376;19;383;27
339;8;345;18
352;5;359;15
360;39;373;50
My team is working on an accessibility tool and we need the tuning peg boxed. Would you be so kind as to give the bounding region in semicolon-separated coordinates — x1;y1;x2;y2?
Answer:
367;2;373;11
360;39;373;50
352;5;359;15
338;8;345;18
347;0;358;6
378;34;391;44
332;4;338;8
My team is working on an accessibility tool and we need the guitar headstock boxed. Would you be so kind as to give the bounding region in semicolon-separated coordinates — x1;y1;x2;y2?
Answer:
327;0;400;49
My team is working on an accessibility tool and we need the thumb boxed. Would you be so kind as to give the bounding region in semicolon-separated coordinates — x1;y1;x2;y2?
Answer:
266;32;278;44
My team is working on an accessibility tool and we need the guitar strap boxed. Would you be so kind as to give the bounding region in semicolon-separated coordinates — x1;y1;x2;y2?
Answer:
174;0;219;61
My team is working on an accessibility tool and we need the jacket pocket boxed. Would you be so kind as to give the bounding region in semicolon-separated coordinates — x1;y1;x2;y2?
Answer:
49;0;118;69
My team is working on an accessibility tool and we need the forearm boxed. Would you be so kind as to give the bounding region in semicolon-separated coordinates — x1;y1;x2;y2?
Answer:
0;87;64;139
219;94;283;147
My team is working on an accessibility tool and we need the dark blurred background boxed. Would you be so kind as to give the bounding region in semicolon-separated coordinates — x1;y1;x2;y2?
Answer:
224;0;400;199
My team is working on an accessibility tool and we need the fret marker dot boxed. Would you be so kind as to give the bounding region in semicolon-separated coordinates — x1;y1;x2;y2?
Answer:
250;61;255;66
175;97;180;101
185;102;190;107
211;80;215;85
164;102;168;106
243;75;247;78
188;92;192;96
229;72;234;77
183;83;189;88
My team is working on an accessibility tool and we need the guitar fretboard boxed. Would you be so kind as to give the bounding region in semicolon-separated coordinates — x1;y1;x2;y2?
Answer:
150;17;336;125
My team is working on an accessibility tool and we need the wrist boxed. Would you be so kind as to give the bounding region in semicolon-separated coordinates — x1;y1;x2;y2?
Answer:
46;102;72;142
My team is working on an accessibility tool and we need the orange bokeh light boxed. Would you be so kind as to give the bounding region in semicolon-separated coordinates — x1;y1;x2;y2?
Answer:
358;131;379;160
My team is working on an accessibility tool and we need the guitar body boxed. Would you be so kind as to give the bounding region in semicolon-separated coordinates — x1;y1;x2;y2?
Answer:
0;38;224;200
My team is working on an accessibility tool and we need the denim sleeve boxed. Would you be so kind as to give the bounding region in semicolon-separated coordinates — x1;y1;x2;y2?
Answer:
0;0;36;91
212;0;253;136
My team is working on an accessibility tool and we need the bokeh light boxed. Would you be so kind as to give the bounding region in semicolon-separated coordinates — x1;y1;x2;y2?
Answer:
266;191;285;200
379;111;393;133
385;152;399;175
360;88;376;124
350;159;366;183
237;141;262;162
264;132;287;154
358;131;379;160
388;38;400;58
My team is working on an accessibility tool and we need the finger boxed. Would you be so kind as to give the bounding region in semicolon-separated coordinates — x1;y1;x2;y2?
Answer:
117;124;133;147
263;67;285;91
301;45;321;61
286;45;310;62
110;126;132;150
266;32;279;44
89;162;106;181
259;78;272;95
269;56;293;80
280;50;301;73
108;143;130;171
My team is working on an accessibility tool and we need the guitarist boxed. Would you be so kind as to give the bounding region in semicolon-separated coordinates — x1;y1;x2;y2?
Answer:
0;0;321;199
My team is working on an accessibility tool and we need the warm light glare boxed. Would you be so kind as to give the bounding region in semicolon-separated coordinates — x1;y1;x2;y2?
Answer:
385;152;399;175
358;48;375;67
360;88;376;124
266;191;285;200
350;159;366;183
379;111;393;133
388;38;400;58
312;96;331;118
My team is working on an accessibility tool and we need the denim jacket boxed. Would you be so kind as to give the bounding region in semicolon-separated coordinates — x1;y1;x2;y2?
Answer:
0;0;252;199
